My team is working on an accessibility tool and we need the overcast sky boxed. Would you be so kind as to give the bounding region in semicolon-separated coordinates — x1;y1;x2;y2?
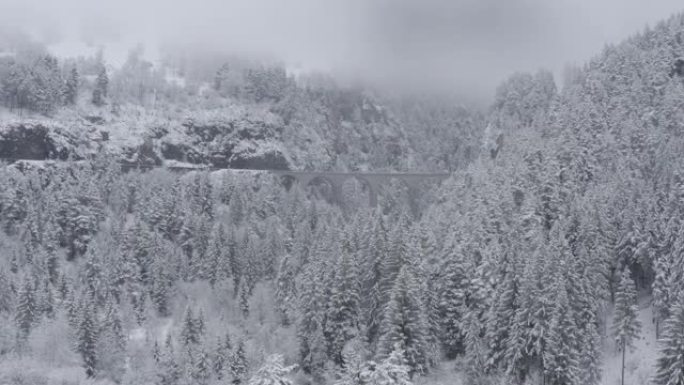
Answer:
1;0;683;103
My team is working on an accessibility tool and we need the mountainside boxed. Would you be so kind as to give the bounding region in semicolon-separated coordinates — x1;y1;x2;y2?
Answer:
0;36;484;172
1;10;684;385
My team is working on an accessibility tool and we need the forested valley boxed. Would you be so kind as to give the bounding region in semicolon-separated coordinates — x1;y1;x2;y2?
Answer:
1;10;684;385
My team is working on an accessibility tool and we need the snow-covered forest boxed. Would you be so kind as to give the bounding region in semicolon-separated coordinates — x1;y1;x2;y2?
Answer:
2;5;684;385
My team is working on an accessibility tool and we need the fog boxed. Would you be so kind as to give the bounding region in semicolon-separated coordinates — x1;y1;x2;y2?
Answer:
1;0;682;103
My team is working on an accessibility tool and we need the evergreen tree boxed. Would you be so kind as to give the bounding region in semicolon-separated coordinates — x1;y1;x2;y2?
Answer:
613;268;641;385
153;340;161;363
64;67;79;105
0;269;14;314
96;303;127;382
437;256;468;359
158;336;182;385
193;347;212;385
230;340;248;384
181;307;200;346
77;302;99;378
150;260;172;317
578;315;603;385
297;267;328;376
15;277;36;338
363;214;388;346
377;266;429;377
325;244;361;365
362;347;414;385
543;277;579;385
92;66;108;106
655;292;684;385
484;252;518;369
37;278;55;318
213;334;232;380
247;354;296;385
239;279;250;318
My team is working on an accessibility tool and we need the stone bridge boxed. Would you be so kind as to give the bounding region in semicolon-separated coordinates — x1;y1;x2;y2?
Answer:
267;170;450;207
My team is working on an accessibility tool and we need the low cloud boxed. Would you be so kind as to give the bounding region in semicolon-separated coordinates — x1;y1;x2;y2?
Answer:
1;0;682;103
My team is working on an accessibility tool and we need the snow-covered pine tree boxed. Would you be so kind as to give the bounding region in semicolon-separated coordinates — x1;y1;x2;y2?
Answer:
95;302;127;382
0;269;14;314
247;354;296;385
363;346;414;385
64;67;79;105
92;66;108;106
543;276;580;385
577;314;603;385
196;308;206;338
484;251;517;368
77;301;99;378
296;265;328;377
213;333;232;380
230;339;248;384
377;266;429;377
181;307;200;346
206;223;227;287
362;213;387;346
150;255;172;317
613;268;641;385
15;277;36;338
37;278;55;319
158;335;182;385
239;279;250;318
655;291;684;385
436;253;468;359
325;241;361;365
193;347;212;385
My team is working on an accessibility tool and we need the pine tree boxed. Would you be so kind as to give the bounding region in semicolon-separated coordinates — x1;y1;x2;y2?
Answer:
37;278;55;318
193;347;212;385
543;277;580;385
15;277;36;337
181;307;200;346
207;224;226;287
613;268;641;385
437;256;468;359
150;260;171;317
362;346;414;385
655;292;684;385
248;354;296;385
297;267;328;376
78;302;99;378
213;334;232;380
196;308;206;338
325;244;361;365
158;336;182;385
153;340;162;363
377;266;429;377
484;252;518;369
96;302;127;382
64;67;79;105
362;213;387;346
230;340;248;384
239;280;250;318
0;269;14;314
92;67;108;106
578;315;603;385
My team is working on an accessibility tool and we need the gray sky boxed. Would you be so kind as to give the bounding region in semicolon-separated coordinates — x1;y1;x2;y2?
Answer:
1;0;683;102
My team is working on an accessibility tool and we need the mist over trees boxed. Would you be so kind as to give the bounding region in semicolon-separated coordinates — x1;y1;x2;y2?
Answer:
0;9;684;385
